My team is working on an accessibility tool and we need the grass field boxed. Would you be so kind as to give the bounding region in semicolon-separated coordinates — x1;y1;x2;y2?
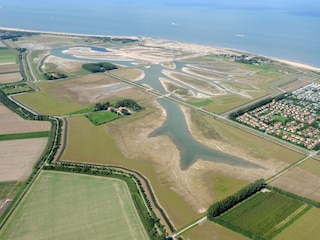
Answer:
15;81;90;115
86;111;122;125
186;98;214;107
0;171;148;240
274;207;320;240
0;182;21;200
219;192;310;239
62;116;128;164
0;131;50;141
0;48;17;63
210;173;250;202
205;94;250;113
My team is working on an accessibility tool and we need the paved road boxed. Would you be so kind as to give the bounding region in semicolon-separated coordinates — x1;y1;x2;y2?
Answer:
170;216;207;239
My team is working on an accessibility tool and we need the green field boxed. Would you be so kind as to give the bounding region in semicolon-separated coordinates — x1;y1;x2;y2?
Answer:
186;98;214;107
219;192;310;239
0;182;21;200
15;82;90;115
86;111;122;125
62;116;128;164
0;131;50;141
274;207;320;240
0;171;148;240
0;48;16;63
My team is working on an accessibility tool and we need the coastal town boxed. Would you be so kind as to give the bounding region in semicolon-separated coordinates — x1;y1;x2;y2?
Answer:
236;83;320;150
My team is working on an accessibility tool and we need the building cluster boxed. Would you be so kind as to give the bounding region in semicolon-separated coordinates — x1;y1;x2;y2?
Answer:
236;84;320;150
292;83;320;103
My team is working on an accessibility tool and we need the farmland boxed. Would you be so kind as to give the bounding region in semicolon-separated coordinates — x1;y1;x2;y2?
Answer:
0;63;19;74
271;158;320;202
274;207;320;240
217;191;310;239
0;103;50;134
0;171;149;240
0;72;22;83
0;138;48;182
0;102;51;182
0;48;16;63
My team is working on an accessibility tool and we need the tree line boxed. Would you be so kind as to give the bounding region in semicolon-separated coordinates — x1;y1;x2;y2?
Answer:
208;179;266;219
229;93;287;120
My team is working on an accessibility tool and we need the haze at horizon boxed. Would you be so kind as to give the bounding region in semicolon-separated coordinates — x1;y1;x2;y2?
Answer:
0;0;319;67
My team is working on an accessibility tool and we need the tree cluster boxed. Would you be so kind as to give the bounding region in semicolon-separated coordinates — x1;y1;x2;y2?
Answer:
82;62;117;73
94;101;110;111
208;179;266;220
44;72;67;80
115;99;144;112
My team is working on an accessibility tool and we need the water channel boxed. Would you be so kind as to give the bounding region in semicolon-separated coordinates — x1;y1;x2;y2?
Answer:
51;48;261;169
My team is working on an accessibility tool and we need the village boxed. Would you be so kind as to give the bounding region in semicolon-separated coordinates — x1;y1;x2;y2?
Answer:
236;83;320;150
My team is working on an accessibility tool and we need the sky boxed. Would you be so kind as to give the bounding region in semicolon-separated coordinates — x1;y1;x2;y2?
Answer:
1;0;320;12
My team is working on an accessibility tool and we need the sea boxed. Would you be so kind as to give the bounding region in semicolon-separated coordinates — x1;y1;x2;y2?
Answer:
0;1;319;67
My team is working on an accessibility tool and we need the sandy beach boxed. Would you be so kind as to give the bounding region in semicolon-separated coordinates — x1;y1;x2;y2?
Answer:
2;26;319;72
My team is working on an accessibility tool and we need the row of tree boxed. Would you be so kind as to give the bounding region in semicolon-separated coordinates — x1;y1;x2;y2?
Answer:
229;93;287;120
208;179;266;219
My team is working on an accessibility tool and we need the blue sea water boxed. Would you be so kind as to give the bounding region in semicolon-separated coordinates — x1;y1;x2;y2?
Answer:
0;1;319;67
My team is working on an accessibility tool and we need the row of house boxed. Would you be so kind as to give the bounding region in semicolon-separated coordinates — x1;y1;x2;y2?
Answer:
236;95;320;149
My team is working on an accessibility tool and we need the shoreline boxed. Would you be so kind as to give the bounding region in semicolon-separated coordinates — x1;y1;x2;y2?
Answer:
1;26;320;73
